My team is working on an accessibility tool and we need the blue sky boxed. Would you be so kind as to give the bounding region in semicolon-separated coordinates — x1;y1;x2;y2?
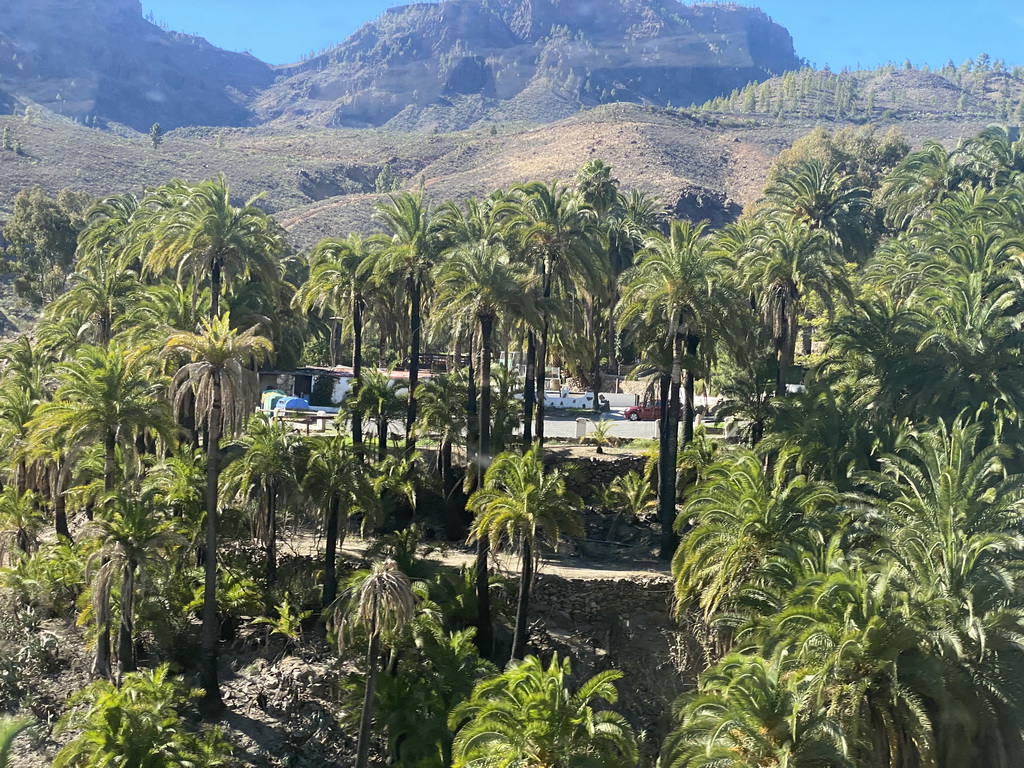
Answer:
142;0;1024;70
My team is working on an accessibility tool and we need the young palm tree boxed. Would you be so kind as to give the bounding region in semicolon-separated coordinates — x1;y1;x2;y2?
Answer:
332;560;417;768
221;414;303;586
348;368;407;462
413;373;467;527
304;434;375;608
662;653;851;768
83;488;186;680
449;654;637;768
468;445;583;660
164;313;272;708
673;448;839;622
0;487;44;565
602;470;654;540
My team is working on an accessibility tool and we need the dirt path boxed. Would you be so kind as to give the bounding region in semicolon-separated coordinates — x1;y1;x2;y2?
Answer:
282;532;671;582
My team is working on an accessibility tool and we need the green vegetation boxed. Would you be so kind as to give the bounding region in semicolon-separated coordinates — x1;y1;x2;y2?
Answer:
1;121;1024;765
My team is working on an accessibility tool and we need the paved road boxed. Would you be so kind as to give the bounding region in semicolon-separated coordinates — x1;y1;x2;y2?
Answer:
543;410;659;440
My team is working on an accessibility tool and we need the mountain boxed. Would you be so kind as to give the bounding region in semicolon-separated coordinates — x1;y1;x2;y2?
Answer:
255;0;801;131
0;0;274;131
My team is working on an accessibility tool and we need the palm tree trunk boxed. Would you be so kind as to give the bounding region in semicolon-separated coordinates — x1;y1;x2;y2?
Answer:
662;333;683;559
406;279;421;455
656;373;675;561
104;428;116;495
592;301;602;414
511;537;533;661
467;335;478;490
323;497;339;609
210;259;222;320
522;331;536;449
54;460;71;540
474;535;492;659
201;379;223;709
118;563;136;678
479;315;493;473
535;325;547;445
93;619;112;680
682;334;700;445
377;417;387;463
352;296;364;458
355;614;381;768
265;480;277;586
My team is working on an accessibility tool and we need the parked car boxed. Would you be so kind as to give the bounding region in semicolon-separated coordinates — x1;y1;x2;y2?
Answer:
623;401;661;421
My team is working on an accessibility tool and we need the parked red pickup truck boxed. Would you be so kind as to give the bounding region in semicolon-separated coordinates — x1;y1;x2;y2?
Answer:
623;401;661;421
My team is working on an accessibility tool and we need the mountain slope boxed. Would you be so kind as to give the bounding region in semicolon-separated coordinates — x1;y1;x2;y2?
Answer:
0;0;273;131
256;0;800;131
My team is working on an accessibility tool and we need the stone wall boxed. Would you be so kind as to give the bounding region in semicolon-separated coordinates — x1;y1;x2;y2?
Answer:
530;573;675;625
547;454;647;503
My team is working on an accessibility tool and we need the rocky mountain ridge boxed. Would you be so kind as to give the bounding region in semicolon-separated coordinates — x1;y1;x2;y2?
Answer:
0;0;273;131
257;0;801;130
0;0;799;133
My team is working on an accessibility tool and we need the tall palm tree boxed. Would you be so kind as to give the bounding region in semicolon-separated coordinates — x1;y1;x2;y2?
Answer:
164;313;272;707
221;414;303;586
295;234;379;454
740;215;851;397
619;219;734;558
332;559;416;768
374;192;443;453
449;654;637;768
139;176;282;321
468;445;583;660
512;181;602;444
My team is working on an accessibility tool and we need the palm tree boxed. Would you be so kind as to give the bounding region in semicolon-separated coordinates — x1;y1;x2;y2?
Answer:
332;559;416;768
295;234;379;453
374;192;443;453
164;313;273;707
468;445;583;660
349;368;407;462
740;214;851;397
304;434;375;608
139;175;282;321
83;488;185;680
221;414;303;586
619;219;734;558
512;180;602;444
449;654;637;768
762;158;873;260
602;470;654;540
881;141;959;229
29;342;170;497
662;653;851;768
0;488;44;565
434;241;539;472
413;372;468;530
673;448;839;623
